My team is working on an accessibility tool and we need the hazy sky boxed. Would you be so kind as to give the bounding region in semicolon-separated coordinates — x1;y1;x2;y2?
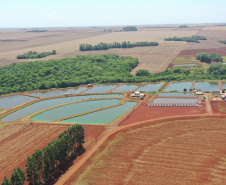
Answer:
0;0;226;28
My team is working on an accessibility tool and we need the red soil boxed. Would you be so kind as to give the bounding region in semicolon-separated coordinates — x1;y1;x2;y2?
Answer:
210;101;226;114
0;124;106;183
120;102;207;126
179;47;226;56
66;116;226;185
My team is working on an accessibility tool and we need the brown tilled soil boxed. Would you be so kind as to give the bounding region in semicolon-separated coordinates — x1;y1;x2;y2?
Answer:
67;116;226;185
120;102;207;126
0;124;106;183
210;101;226;114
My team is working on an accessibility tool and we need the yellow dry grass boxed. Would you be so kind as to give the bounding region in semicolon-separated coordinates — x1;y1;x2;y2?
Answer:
0;27;199;73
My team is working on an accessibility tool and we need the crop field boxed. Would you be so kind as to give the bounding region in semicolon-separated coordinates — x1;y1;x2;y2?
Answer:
120;101;206;126
180;27;226;56
0;124;106;183
210;101;226;114
68;116;226;185
0;27;199;73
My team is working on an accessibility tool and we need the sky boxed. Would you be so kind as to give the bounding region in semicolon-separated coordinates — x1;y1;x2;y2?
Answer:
0;0;226;28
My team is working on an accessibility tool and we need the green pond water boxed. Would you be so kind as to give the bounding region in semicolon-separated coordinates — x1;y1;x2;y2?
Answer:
158;93;196;97
164;82;192;92
195;82;219;92
1;94;124;122
62;101;137;124
28;87;87;98
83;85;117;94
136;83;163;92
153;98;198;104
31;99;121;122
222;82;226;89
111;84;138;92
0;95;37;109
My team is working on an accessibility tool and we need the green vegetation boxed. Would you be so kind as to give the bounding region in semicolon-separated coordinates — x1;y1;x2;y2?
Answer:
17;50;56;59
122;26;137;31
218;40;226;44
0;54;225;96
196;53;223;63
27;30;48;32
164;35;207;43
1;124;85;185
179;25;188;28
1;167;25;185
79;41;158;51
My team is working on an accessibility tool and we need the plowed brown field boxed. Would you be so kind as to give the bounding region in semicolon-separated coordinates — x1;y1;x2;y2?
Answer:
210;101;226;114
68;116;226;185
180;29;226;56
120;103;207;126
0;124;106;183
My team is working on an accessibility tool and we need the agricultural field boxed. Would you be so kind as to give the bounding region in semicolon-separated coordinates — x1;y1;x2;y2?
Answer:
0;26;199;73
0;123;106;183
67;116;226;185
210;101;226;114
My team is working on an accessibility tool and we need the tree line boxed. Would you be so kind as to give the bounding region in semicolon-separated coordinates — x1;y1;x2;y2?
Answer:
218;40;226;44
27;30;48;32
196;53;223;63
164;35;207;43
1;124;85;185
17;50;56;59
122;26;137;31
79;41;159;51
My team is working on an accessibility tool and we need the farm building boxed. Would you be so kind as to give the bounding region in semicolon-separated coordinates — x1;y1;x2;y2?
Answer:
196;91;203;95
212;90;221;96
131;91;145;99
220;93;226;100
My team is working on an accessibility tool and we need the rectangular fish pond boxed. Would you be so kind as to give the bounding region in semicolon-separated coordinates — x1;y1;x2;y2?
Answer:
31;99;121;122
158;93;196;97
153;98;198;104
195;82;219;92
174;64;196;67
136;83;163;92
164;82;192;92
83;85;118;94
28;86;87;98
0;95;37;109
222;82;226;90
61;101;137;124
111;84;139;92
1;94;124;122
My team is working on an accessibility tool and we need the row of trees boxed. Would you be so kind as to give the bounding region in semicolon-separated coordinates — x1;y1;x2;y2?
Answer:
218;40;226;44
2;167;25;185
1;124;85;185
164;35;207;43
196;53;223;63
79;41;158;51
27;30;48;32
17;50;56;59
122;26;137;31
